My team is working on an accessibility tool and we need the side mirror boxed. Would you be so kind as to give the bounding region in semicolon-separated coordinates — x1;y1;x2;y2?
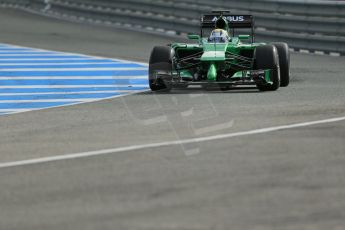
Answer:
238;35;250;40
188;34;200;40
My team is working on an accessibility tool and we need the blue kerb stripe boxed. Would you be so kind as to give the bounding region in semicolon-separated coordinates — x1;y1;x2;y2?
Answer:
0;93;121;100
0;48;35;51
0;63;145;68
0;87;147;94
0;79;148;85
0;55;91;59
0;70;148;77
0;102;76;109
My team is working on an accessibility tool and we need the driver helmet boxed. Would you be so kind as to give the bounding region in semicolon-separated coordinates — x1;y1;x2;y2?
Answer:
209;29;229;43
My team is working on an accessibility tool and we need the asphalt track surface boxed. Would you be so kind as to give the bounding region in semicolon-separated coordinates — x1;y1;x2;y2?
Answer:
0;8;345;230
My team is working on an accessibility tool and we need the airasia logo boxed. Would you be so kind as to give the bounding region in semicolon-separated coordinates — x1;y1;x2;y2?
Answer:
212;16;245;22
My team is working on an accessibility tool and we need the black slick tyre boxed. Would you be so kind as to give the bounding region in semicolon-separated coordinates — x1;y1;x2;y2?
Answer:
272;42;290;87
148;46;173;92
255;45;280;91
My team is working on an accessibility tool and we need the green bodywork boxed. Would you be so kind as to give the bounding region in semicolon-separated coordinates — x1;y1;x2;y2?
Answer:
171;37;267;82
152;15;277;87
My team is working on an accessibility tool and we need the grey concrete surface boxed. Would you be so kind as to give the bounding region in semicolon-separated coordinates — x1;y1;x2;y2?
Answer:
0;9;183;62
0;8;345;230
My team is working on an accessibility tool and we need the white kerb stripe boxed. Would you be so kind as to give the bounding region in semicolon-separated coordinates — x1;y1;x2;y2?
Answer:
0;99;101;103
0;67;147;71
0;76;148;80
0;58;99;61
0;85;148;88
0;51;57;53
0;91;135;96
0;62;117;66
0;53;83;56
0;116;344;169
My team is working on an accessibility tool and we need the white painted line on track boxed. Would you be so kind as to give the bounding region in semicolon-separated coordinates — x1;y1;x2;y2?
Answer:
0;116;344;169
0;109;30;112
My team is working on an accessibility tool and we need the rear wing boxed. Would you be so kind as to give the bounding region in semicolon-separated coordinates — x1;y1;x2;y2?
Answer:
201;14;254;29
200;14;255;42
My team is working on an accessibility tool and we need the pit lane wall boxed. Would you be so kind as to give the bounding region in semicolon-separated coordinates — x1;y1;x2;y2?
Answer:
1;0;344;55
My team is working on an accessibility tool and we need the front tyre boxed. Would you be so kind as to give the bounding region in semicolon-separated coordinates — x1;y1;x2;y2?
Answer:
272;42;290;87
149;46;173;92
254;45;280;91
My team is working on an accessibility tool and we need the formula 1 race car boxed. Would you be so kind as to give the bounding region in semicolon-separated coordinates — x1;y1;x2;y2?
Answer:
148;11;290;91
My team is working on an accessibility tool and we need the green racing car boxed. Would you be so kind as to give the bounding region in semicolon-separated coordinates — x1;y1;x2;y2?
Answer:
148;11;290;91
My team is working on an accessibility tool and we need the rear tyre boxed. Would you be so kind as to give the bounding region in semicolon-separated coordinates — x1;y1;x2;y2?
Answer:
272;42;290;87
254;45;280;91
149;46;173;92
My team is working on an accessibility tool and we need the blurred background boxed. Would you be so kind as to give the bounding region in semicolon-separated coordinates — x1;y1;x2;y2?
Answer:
1;0;344;56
